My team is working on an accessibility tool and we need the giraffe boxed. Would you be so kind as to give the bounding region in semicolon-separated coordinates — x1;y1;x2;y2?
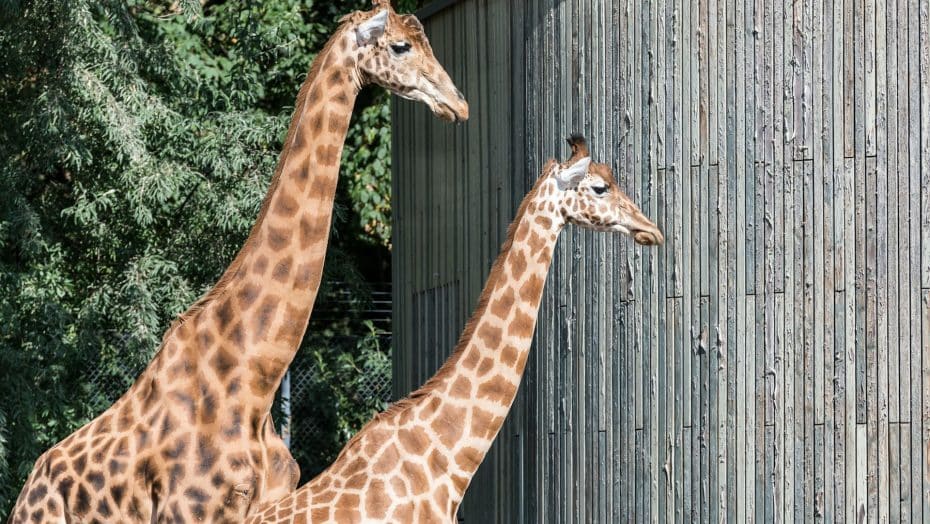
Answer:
9;3;467;523
248;135;664;523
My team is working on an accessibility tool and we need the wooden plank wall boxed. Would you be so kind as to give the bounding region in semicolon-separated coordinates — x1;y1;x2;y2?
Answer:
392;0;930;521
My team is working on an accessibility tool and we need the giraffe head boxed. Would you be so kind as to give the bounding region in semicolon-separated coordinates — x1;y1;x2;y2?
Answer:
549;134;664;245
345;1;469;122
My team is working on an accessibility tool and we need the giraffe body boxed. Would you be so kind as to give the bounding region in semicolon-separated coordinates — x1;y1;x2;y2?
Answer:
250;136;664;523
10;3;466;522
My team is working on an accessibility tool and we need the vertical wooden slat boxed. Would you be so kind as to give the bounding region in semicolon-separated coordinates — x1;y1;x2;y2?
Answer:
923;291;930;519
916;3;930;521
922;0;930;290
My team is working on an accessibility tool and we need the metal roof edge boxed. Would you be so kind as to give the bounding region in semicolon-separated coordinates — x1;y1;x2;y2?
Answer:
415;0;463;20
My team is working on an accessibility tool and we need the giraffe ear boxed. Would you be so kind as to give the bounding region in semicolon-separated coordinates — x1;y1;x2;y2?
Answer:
555;156;591;189
356;9;389;46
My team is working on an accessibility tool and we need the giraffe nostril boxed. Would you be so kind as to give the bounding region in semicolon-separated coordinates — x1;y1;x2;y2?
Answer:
454;87;465;101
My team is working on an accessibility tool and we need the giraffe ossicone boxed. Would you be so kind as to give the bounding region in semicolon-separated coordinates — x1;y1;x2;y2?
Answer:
250;135;663;523
10;4;467;523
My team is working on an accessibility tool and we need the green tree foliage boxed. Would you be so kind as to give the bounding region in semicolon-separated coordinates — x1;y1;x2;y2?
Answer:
0;0;418;514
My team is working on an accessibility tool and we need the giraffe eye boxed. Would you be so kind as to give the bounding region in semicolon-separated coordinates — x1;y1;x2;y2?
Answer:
390;42;411;54
592;185;609;195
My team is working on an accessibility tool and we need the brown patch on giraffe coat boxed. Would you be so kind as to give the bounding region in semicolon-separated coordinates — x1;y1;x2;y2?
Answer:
537;249;553;265
299;214;328;250
477;375;517;405
117;404;134;431
392;501;414;522
366;479;390;519
307;86;322;106
500;344;519;367
476;357;494;377
528;231;546;255
427;448;449;477
339;456;366;479
417;395;442;421
272;256;292;283
309;507;330;521
520;273;545;302
477;323;502;348
267;226;292;251
167;390;195;422
398;427;430;455
308;111;324;138
434;484;451;515
228;322;245;351
470;407;495;439
455;446;482;473
276;303;310;345
514;221;530;243
490;287;515;319
197;381;218;425
236;284;260;310
196;435;220;474
248;357;286;397
431;405;465;448
449;376;471;398
210;346;238;379
273;193;299;217
252;295;280;342
222;408;242;439
461;349;480;370
535;215;552;229
334;502;361;523
344;472;367;490
417;504;443;523
139;377;159;412
197;329;215;351
331;90;350;106
309;168;338;200
512;310;535;339
215;298;234;334
509;249;527;280
327;70;344;87
372;442;400;474
252;254;269;276
313;489;336;504
293;262;316;290
316;144;340;167
362;429;389;456
450;473;469;496
401;461;429;495
329;112;350;134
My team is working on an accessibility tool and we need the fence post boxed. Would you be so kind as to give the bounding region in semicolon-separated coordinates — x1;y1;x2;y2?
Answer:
280;370;291;449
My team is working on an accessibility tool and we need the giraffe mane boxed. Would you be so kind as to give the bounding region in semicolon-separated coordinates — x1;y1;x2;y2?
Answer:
162;21;357;342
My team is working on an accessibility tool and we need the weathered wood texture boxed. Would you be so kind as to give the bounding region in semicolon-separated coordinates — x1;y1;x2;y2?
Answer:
392;0;930;521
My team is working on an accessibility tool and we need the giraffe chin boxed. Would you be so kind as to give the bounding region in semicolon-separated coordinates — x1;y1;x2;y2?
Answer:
433;102;468;123
633;230;664;246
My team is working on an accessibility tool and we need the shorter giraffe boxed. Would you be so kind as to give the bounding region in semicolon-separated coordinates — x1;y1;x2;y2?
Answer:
249;135;663;523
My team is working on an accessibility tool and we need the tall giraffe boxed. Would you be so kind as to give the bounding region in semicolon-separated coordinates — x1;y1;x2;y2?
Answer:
248;135;664;523
9;3;467;523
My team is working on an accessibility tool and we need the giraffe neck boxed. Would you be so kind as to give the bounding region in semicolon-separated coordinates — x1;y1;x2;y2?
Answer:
401;175;563;504
161;28;361;414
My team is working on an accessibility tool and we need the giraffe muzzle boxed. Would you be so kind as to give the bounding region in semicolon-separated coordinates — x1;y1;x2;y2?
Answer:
632;228;664;246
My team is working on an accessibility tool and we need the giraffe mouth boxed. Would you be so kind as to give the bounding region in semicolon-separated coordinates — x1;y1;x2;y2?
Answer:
437;101;468;123
631;228;664;246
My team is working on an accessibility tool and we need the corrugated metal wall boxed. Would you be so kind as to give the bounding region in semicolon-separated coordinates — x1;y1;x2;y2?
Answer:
392;0;930;521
